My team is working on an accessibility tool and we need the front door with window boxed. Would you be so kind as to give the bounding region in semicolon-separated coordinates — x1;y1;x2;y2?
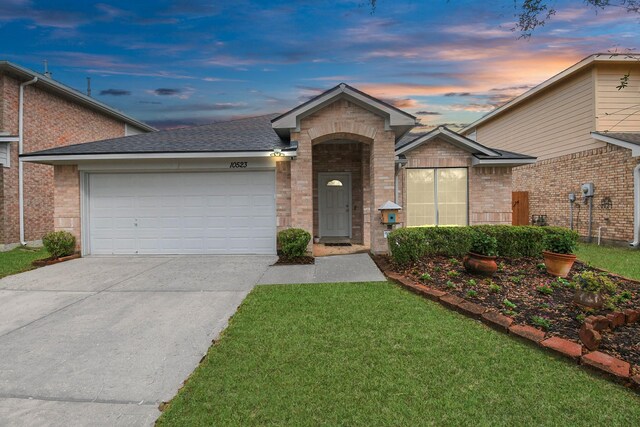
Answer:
318;172;351;237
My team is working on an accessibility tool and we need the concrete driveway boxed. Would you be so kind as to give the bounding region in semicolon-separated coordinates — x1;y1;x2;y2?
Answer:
0;255;276;426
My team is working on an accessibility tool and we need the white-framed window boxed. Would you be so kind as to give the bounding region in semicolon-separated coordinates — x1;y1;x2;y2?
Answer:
406;167;468;226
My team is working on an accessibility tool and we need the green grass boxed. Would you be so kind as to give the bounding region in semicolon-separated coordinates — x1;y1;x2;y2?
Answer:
576;243;640;280
158;282;640;426
0;246;49;279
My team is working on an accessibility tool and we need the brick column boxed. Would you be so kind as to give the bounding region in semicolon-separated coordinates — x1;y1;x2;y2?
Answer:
53;165;81;250
289;131;314;245
370;131;396;253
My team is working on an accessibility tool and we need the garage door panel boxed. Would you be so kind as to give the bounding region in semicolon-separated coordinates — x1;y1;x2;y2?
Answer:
88;171;276;255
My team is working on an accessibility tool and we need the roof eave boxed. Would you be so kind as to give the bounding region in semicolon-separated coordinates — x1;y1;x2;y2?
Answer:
591;132;640;157
471;157;537;167
20;149;298;165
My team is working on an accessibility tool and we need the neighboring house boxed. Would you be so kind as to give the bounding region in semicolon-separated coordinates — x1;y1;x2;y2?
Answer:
462;53;640;246
21;83;534;255
0;61;154;250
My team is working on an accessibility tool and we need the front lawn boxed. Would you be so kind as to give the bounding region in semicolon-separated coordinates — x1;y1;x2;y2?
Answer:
158;282;640;426
576;243;640;280
0;246;49;279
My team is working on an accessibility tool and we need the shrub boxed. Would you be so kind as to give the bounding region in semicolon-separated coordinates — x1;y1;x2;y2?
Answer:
42;231;76;259
388;225;579;264
572;271;616;294
277;228;311;258
469;232;497;256
472;225;546;258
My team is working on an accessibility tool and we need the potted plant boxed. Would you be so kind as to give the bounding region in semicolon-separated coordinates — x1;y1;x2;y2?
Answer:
463;232;498;276
572;271;616;308
542;233;577;277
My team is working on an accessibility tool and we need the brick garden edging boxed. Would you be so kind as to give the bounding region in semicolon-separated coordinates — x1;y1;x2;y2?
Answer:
382;270;640;392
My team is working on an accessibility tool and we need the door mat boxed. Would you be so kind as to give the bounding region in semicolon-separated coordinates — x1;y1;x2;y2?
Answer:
324;243;352;247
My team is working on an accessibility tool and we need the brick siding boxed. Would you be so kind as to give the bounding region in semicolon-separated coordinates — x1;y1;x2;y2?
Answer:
53;165;81;248
290;98;395;253
513;144;639;243
0;74;128;247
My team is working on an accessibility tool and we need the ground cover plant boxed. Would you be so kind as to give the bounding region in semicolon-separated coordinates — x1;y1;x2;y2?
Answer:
158;282;640;426
0;246;49;279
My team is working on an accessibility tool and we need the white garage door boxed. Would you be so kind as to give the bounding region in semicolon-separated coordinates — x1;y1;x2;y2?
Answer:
87;171;276;255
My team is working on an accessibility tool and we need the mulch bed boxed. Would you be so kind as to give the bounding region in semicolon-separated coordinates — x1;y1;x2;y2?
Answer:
373;254;639;368
273;254;315;265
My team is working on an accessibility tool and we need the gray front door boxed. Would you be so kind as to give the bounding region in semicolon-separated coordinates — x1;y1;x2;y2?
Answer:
318;172;351;237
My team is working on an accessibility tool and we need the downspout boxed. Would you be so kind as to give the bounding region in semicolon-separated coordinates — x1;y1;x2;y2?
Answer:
631;163;640;247
18;76;38;245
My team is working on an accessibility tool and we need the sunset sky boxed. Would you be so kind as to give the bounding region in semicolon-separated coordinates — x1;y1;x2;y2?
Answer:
1;0;639;129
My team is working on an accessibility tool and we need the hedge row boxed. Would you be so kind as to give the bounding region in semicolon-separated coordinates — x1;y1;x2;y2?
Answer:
388;225;579;265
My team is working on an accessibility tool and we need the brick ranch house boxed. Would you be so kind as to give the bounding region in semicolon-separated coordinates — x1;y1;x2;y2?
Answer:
21;83;535;255
0;61;154;250
462;53;640;246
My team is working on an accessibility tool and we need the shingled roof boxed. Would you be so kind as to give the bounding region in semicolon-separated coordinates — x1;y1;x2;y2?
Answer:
22;114;291;157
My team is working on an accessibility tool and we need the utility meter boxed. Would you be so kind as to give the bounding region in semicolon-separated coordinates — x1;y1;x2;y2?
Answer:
568;193;576;203
581;183;595;198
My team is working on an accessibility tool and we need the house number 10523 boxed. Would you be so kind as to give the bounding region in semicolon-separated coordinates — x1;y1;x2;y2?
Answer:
229;161;248;168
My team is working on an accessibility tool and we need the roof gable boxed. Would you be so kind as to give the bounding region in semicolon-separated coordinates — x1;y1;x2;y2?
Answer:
271;83;416;139
396;126;499;157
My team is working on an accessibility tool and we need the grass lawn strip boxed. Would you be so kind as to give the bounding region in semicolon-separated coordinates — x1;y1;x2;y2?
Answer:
576;243;640;281
158;282;640;426
0;246;49;279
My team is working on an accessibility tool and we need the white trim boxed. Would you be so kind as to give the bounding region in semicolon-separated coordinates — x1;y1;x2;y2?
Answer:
0;136;19;142
318;171;352;238
272;83;416;132
0;142;10;167
632;163;640;247
80;171;90;256
590;132;640;157
21;150;297;164
396;126;499;156
471;157;537;166
461;53;640;134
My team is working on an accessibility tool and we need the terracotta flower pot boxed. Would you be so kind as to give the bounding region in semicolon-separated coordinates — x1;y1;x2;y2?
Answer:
574;289;605;309
463;252;497;277
542;251;577;278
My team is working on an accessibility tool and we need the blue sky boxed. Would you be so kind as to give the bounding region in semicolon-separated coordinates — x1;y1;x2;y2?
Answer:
1;0;638;129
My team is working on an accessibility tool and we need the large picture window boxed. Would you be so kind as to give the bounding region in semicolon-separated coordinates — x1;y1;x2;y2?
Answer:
406;168;468;226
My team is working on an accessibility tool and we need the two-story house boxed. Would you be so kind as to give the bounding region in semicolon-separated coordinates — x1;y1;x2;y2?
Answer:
462;53;640;246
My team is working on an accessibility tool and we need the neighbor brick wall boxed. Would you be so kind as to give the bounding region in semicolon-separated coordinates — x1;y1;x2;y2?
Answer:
290;98;395;253
513;144;639;243
53;165;81;248
0;73;127;247
397;137;513;225
312;141;366;244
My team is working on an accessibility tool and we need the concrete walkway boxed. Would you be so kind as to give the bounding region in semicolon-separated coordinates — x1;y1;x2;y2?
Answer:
258;253;386;285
